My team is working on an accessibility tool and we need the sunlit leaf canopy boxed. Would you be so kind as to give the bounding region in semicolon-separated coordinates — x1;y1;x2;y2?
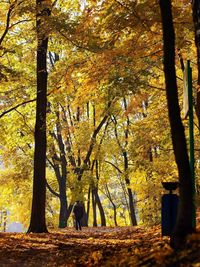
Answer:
0;0;199;229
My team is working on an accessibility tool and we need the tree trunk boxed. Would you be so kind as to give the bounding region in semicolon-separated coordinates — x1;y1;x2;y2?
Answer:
159;0;195;248
66;204;73;222
105;183;118;226
195;91;200;130
81;203;88;227
123;151;137;226
59;197;67;228
58;177;67;228
180;2;200;130
92;189;97;226
28;0;51;233
192;0;200;84
127;188;137;226
113;100;137;226
113;202;118;227
93;188;106;226
56;114;68;228
86;188;91;224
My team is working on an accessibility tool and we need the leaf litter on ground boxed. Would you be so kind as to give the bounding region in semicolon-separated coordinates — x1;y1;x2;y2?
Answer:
0;220;199;267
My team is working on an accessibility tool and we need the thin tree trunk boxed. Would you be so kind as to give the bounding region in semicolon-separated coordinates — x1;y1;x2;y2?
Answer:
56;113;68;228
127;188;137;226
113;203;117;227
123;151;137;226
94;160;106;226
93;188;106;226
3;210;7;232
86;188;91;224
105;184;118;226
123;98;137;226
28;0;51;233
192;0;200;84
66;204;73;222
195;91;200;130
159;0;195;248
105;160;130;223
92;189;97;226
81;203;88;227
58;177;67;228
112;109;137;226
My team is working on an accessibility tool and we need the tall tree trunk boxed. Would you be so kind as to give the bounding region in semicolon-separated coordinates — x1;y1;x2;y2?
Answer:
105;184;118;226
94;160;106;226
28;0;51;233
195;92;200;130
123;151;137;226
81;203;88;227
56;113;68;228
113;203;117;227
113;99;137;226
123;98;137;226
191;0;200;155
86;188;91;224
159;0;195;248
92;189;97;226
192;0;200;84
59;178;67;228
93;188;106;226
66;204;73;222
127;188;137;226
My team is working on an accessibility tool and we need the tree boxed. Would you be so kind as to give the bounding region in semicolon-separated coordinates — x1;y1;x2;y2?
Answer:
192;0;200;130
111;105;137;226
192;0;200;85
1;0;199;230
28;0;51;233
159;0;195;248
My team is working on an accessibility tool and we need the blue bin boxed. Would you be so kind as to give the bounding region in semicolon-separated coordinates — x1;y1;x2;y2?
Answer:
161;194;179;236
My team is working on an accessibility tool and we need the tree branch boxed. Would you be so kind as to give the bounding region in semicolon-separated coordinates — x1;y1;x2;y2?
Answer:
105;160;123;174
0;3;13;45
0;98;36;119
46;180;60;198
0;87;61;119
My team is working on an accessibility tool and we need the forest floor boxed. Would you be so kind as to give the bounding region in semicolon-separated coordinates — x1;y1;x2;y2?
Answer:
0;219;199;267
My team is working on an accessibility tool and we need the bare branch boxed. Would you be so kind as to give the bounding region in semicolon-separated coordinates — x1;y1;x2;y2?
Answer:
0;98;36;119
0;3;13;45
0;87;61;119
46;180;60;198
105;160;123;174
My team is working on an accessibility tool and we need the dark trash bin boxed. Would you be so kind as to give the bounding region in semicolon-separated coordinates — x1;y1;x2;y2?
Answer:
161;182;179;236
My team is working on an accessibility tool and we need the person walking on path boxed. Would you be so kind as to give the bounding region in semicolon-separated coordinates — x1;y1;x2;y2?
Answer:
73;201;84;230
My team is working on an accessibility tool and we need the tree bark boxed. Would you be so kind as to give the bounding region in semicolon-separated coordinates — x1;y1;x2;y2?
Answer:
112;100;137;226
192;0;200;84
92;189;97;226
113;203;117;227
123;150;137;226
86;188;91;224
127;187;137;226
81;203;88;227
94;160;106;226
66;204;73;222
58;178;67;228
159;0;195;248
195;91;200;130
105;183;118;226
93;188;106;226
56;114;68;228
28;0;51;233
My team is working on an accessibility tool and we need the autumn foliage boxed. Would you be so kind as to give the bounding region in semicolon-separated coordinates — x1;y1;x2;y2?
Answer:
0;0;200;264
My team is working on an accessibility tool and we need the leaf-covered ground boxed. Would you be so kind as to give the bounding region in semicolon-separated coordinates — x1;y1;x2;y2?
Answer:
0;222;199;266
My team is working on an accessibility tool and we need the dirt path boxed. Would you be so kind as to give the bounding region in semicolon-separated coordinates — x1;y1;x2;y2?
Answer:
0;226;199;266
